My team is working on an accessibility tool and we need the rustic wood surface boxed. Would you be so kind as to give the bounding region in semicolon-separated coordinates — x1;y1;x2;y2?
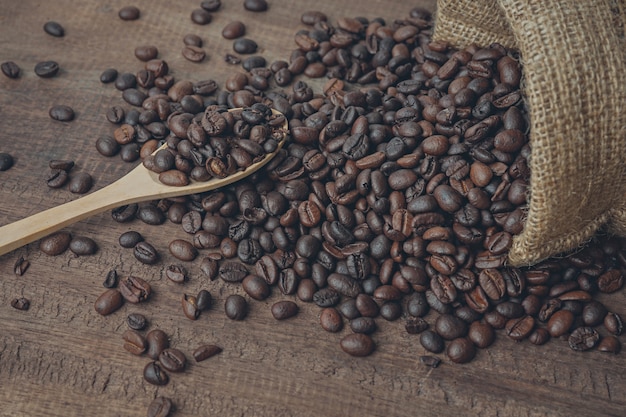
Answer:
0;1;625;416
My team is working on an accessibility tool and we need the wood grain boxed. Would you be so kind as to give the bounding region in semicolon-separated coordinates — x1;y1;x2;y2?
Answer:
0;1;625;416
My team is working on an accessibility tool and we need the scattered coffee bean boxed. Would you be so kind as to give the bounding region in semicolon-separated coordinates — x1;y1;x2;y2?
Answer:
1;61;20;79
127;313;148;330
182;45;206;63
147;397;173;417
196;289;213;311
43;21;64;37
0;153;14;170
233;38;258;54
103;269;118;288
191;8;212;25
159;348;187;372
119;231;143;248
201;0;221;11
11;297;30;311
49;105;75;122
271;300;299;320
568;327;599;351
118;6;140;21
135;45;158;62
134;241;159;265
224;294;248;320
597;335;621;354
39;231;71;256
222;21;246;39
49;159;74;171
182;294;200;320
99;68;118;83
94;289;123;316
340;333;375;357
193;344;223;362
143;361;169;386
119;275;151;303
244;0;268;12
68;172;93;194
69;236;98;256
146;329;169;359
34;60;59;78
419;355;441;368
122;329;146;355
13;256;30;276
446;338;476;364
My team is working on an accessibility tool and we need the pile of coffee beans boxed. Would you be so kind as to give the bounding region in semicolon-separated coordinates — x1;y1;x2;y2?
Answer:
4;2;625;416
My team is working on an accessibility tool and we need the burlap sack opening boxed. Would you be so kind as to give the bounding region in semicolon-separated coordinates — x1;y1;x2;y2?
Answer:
433;0;626;267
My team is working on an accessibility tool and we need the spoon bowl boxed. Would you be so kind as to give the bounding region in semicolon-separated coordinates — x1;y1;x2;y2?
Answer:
0;108;288;257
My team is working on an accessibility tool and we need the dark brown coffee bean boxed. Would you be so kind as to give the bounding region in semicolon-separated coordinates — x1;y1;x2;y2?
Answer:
127;313;148;330
13;256;30;276
225;294;248;320
244;0;268;12
568;327;599;351
168;239;198;261
222;21;246;39
99;68;117;83
191;8;212;25
39;231;71;256
446;337;476;363
1;61;20;79
118;6;140;20
233;38;258;54
183;34;203;47
182;45;206;63
122;329;146;355
46;167;68;186
193;344;223;362
340;333;375;357
119;231;143;248
102;269;118;289
166;264;188;284
181;294;200;320
435;314;468;340
420;330;445;353
201;0;222;11
147;397;173;417
528;328;550;345
69;236;97;256
49;105;75;122
597;269;623;293
159;348;187;373
604;312;623;335
134;241;159;264
242;275;271;300
94;289;123;316
10;297;30;311
547;310;574;337
96;135;120;156
195;289;212;311
271;300;299;320
350;317;377;334
582;301;608;327
597;336;621;354
134;45;158;62
146;329;169;360
34;61;59;78
505;315;534;341
468;321;495;348
144;361;169;386
0;153;14;170
119;275;151;303
320;307;343;332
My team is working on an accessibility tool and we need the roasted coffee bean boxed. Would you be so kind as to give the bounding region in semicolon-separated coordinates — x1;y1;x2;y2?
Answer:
528;328;551;345
69;236;97;256
39;231;71;256
420;330;445;353
340;333;375;357
225;294;248;320
94;289;123;316
122;330;146;355
119;231;143;248
435;314;468;340
46;169;68;188
505;315;534;341
191;8;212;25
96;135;120;157
49;105;75;122
134;241;159;265
182;45;206;63
242;275;271;300
137;205;166;225
147;397;173;417
103;269;118;288
127;313;148;330
468;321;495;348
193;344;223;362
597;336;621;354
271;300;299;320
320;307;343;332
0;152;14;170
182;294;200;320
379;302;402;321
99;68;118;83
582;301;608;326
118;6;140;20
159;348;187;372
222;21;246;39
166;264;188;284
111;204;138;222
446;337;476;363
146;329;169;360
119;275;151;303
350;317;377;334
34;60;59;78
547;310;574;337
1;61;20;79
597;269;623;293
244;0;268;12
10;297;30;311
169;239;198;261
13;256;30;276
420;355;441;368
67;172;93;194
195;289;212;311
144;361;169;386
604;312;623;335
568;327;599;351
233;38;258;54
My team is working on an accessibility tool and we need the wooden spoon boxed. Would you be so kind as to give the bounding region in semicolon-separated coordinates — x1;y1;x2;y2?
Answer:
0;108;288;257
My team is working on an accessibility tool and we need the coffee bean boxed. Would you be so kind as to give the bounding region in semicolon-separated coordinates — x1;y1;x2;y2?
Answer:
0;153;14;170
134;241;159;264
111;204;138;222
147;397;173;417
66;172;93;194
69;236;98;256
528;328;551;345
222;21;246;39
340;333;375;357
350;317;377;334
242;275;271;300
137;205;166;225
604;312;623;335
597;336;621;354
135;45;158;62
94;289;123;316
191;8;212;25
420;355;441;368
119;275;151;303
568;327;599;351
182;45;206;63
183;34;203;47
193;344;223;362
196;289;213;311
119;231;143;248
34;61;59;78
146;329;169;359
13;256;30;276
40;231;71;255
320;307;343;332
168;239;198;261
49;105;75;122
1;61;20;79
159;348;187;372
182;294;200;320
244;0;268;12
144;361;169;386
11;297;30;311
122;329;146;355
505;315;534;341
99;68;118;83
435;314;468;340
225;294;248;320
598;269;623;293
118;6;140;20
103;270;118;288
201;0;222;11
582;301;608;327
96;135;120;157
233;38;258;54
446;337;476;363
271;300;299;320
420;330;445;353
166;264;188;284
468;321;495;348
127;313;148;330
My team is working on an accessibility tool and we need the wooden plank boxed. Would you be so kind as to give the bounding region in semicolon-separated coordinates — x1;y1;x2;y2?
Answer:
1;0;625;416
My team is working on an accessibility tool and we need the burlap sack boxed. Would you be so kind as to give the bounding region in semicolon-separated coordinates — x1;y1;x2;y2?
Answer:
433;0;626;267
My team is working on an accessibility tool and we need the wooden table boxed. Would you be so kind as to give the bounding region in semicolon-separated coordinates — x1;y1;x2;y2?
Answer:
1;1;625;416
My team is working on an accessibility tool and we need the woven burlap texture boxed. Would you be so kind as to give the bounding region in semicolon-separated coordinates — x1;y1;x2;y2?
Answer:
433;0;626;267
